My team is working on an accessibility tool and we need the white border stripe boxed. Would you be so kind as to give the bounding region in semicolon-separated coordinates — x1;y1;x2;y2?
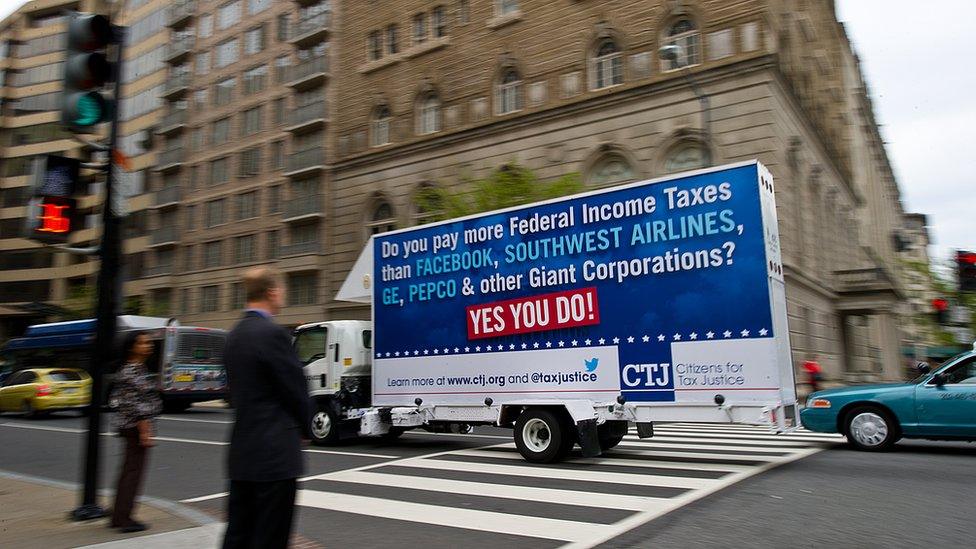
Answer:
452;449;753;474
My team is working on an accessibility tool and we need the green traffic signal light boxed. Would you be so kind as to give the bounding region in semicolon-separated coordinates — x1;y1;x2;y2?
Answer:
76;93;104;126
63;91;108;128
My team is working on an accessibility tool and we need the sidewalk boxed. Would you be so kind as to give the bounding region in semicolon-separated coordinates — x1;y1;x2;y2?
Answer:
0;471;221;549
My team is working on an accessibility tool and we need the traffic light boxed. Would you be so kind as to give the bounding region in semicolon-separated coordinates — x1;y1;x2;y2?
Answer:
959;251;976;293
62;12;118;131
24;155;82;245
932;298;949;325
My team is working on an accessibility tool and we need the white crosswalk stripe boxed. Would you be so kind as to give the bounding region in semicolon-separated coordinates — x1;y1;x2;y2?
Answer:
295;424;842;548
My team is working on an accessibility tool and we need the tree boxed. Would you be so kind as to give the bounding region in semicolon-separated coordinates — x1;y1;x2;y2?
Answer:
61;285;96;321
414;164;584;221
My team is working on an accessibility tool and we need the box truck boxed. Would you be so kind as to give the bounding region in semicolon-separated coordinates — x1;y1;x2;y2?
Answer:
295;161;797;462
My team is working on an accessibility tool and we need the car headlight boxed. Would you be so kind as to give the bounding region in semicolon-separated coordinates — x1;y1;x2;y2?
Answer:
809;398;831;409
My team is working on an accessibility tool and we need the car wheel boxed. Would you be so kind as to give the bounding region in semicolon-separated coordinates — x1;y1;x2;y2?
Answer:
310;403;340;445
514;409;573;463
598;421;629;451
22;400;36;418
844;406;900;451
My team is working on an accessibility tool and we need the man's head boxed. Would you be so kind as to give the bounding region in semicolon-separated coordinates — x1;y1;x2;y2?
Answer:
242;267;285;315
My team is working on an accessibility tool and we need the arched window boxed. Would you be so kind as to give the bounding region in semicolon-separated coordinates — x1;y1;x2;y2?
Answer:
371;105;391;147
662;18;701;71
587;153;636;187
367;200;396;235
664;140;709;173
592;39;623;90
417;94;440;134
496;68;522;114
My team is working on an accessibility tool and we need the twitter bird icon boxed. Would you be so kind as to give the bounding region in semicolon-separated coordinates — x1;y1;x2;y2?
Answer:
584;358;599;372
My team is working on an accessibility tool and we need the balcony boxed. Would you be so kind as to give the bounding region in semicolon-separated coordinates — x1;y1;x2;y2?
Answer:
285;101;327;133
156;109;188;135
280;240;321;257
282;195;323;223
288;12;331;47
165;35;195;64
285;148;326;177
285;57;329;90
153;186;181;209
156;148;185;172
149;226;179;247
166;0;195;28
161;74;190;99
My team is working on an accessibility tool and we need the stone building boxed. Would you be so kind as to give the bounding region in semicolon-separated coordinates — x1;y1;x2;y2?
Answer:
328;0;914;382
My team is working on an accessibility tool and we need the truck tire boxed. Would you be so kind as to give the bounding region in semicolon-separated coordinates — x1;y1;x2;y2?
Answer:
310;403;340;445
514;409;573;463
383;427;406;440
598;421;629;451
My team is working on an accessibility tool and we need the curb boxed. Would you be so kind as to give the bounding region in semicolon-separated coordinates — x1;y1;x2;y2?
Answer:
0;469;217;527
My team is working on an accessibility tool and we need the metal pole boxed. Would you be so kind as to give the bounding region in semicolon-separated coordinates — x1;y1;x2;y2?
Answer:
682;70;712;166
72;25;126;522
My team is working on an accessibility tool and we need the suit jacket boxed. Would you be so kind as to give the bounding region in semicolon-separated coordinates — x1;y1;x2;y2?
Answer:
225;311;312;482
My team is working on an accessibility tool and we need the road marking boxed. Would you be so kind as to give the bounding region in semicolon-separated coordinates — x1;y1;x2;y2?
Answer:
157;415;233;425
304;448;400;459
402;430;511;440
181;492;229;503
324;470;671;512
297;489;613;542
452;448;753;474
0;422;85;434
626;434;816;447
392;456;718;490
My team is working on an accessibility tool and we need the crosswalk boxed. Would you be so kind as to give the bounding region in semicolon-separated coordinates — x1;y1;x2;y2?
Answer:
294;424;844;548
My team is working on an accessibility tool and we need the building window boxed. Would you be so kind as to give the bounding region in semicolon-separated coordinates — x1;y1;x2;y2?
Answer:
664;141;709;173
266;230;279;259
276;14;290;42
270;140;284;169
592;39;623;89
239;147;261;176
244;25;265;55
234;234;256;263
386;25;399;55
662;19;701;70
248;0;271;15
268;185;281;213
242;106;262;136
210;158;230;186
497;0;519;16
203;241;223;269
198;14;213;38
215;77;235;106
211;117;231;145
243;65;268;95
496;68;522;114
275;55;291;83
201;285;220;312
183;246;195;271
237;191;258;219
215;38;239;68
587;153;636;187
273;97;285;125
371;105;392;147
230;282;245;310
432;6;447;38
458;0;470;24
288;273;318;306
417;94;440;134
196;51;210;75
368;30;382;61
205;198;225;227
217;1;242;30
367;200;396;235
413;13;427;44
185;205;196;230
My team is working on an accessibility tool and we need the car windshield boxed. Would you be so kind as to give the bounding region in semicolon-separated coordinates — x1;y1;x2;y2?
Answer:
913;352;972;383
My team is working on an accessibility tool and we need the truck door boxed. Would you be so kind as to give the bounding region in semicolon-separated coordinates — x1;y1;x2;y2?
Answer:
294;326;329;392
914;355;976;437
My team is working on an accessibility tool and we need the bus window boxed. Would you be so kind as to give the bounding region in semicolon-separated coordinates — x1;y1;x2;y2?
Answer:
362;330;372;349
294;327;327;365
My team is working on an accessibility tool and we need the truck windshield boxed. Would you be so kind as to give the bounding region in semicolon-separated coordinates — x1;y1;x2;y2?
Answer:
295;327;327;365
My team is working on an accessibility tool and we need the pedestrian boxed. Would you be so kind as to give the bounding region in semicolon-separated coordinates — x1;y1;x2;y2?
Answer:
803;354;823;395
222;267;313;549
110;330;161;533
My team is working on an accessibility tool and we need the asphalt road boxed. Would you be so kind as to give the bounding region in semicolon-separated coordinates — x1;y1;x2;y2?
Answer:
1;407;973;548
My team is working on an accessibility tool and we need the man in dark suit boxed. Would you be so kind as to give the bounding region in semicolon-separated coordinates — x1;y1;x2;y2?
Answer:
222;267;312;549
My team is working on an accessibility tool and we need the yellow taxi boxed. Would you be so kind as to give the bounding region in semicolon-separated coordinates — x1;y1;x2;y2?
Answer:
0;368;91;417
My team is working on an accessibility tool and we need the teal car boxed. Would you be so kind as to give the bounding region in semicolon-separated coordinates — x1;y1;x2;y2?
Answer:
801;343;976;451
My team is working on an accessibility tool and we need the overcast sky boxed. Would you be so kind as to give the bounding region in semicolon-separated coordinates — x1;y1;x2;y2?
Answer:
0;1;971;261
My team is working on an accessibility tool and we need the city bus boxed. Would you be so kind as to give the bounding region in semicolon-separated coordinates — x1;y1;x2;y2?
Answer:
0;316;227;412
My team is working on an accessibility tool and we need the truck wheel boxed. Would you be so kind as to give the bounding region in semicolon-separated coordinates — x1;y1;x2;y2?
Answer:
514;409;572;463
383;427;406;440
310;404;340;445
598;421;629;451
844;406;900;451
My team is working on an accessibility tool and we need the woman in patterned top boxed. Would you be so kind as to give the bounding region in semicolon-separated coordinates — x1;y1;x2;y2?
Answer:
109;330;162;533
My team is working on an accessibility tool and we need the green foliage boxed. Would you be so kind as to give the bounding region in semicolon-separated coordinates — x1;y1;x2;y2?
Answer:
414;164;584;222
61;285;95;321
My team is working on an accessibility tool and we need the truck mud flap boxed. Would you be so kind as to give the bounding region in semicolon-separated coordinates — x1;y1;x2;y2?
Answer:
577;418;601;458
636;422;654;438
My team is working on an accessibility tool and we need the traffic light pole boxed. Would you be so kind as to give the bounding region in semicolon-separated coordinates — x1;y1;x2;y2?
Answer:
71;27;125;522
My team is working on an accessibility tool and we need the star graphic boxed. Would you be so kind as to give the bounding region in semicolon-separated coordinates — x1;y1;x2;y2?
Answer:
394;351;400;357
723;330;732;338
414;350;419;356
475;346;481;352
642;335;650;343
385;353;391;357
612;337;620;344
706;331;715;339
464;347;470;352
423;349;429;355
454;347;460;353
545;341;552;348
509;344;516;350
584;339;592;345
485;345;492;351
533;342;540;349
759;328;769;336
598;338;606;345
443;348;449;354
690;332;698;340
558;341;565;347
741;329;750;337
571;339;578;346
657;334;666;342
627;336;635;343
433;348;439;354
673;333;682;341
521;343;528;349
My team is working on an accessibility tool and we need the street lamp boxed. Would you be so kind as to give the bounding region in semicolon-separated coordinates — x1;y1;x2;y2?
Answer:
659;44;712;167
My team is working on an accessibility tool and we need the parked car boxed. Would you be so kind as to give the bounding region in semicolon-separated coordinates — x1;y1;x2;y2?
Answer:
801;343;976;450
0;368;91;417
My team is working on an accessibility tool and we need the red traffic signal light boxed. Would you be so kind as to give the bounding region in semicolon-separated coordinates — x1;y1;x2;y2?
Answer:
25;155;82;245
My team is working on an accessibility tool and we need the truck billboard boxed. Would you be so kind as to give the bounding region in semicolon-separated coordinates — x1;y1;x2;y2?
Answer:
371;161;795;409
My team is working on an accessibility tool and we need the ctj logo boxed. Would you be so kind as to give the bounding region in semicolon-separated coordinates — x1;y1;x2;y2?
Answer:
584;358;599;372
622;362;671;387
